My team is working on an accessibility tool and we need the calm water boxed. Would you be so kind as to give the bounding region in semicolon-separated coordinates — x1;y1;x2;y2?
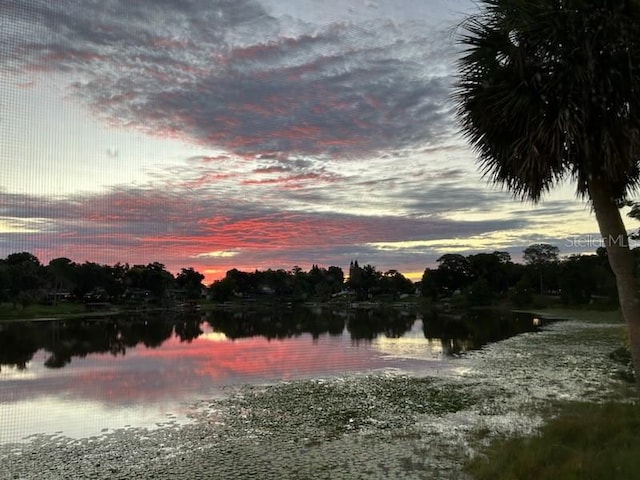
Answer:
0;307;547;444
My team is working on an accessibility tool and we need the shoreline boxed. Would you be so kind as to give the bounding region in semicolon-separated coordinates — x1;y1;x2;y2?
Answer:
1;311;633;479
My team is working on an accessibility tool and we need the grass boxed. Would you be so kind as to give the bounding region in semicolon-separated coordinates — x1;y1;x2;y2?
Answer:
0;302;88;320
532;307;624;324
465;306;638;479
466;401;640;480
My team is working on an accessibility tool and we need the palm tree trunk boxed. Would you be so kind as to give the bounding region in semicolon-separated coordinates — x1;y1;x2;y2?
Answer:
588;177;640;393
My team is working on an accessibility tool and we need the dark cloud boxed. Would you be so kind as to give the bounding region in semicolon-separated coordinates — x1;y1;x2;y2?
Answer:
4;0;458;158
1;185;524;273
399;183;514;213
508;201;589;219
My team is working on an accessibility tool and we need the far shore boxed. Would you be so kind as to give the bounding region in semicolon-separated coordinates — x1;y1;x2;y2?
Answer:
1;295;626;329
0;297;423;322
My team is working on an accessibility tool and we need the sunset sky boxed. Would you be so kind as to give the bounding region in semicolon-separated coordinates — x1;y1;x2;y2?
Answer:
0;0;629;283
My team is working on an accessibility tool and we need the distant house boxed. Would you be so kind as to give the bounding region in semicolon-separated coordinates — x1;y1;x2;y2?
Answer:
259;285;275;295
45;290;72;303
166;288;187;303
123;288;151;303
83;287;109;302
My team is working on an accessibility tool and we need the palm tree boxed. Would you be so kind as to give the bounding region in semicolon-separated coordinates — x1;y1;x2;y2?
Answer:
455;0;640;389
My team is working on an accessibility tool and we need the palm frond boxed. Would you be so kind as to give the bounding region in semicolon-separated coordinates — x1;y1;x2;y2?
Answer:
455;0;640;203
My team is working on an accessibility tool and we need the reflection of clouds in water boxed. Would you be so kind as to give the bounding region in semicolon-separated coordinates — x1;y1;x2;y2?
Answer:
199;331;229;342
372;336;444;360
0;366;38;381
0;395;190;444
0;317;465;443
371;320;445;360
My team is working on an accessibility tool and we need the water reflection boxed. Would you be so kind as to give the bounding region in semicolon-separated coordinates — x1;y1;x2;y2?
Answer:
0;314;180;371
421;309;550;356
0;308;549;372
0;307;552;442
207;308;345;341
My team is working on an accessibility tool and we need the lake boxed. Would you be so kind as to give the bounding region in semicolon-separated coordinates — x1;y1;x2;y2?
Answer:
0;307;548;444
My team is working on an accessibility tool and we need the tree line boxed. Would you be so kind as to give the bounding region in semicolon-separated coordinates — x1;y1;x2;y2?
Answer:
208;261;415;302
0;243;633;310
0;252;205;308
0;253;417;308
421;244;621;308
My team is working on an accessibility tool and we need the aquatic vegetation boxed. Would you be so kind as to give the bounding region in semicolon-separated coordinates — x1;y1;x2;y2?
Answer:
0;318;632;479
214;374;482;442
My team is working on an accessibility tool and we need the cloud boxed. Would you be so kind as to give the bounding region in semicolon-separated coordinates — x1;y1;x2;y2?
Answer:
1;0;600;281
0;183;526;277
4;0;460;159
195;251;239;258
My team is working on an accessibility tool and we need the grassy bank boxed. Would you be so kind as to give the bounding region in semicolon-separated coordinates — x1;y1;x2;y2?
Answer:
467;401;640;480
466;307;637;480
0;301;211;321
530;307;624;324
0;302;88;320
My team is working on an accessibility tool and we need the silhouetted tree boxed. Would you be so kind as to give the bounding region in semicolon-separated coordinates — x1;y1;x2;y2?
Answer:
510;275;533;307
0;265;10;301
75;262;115;300
456;0;640;388
468;251;513;294
464;278;494;306
209;276;236;302
347;261;383;300
523;244;560;294
381;270;414;299
435;254;474;296
47;257;76;303
420;267;441;300
176;267;205;300
558;253;616;306
3;252;45;307
124;263;175;302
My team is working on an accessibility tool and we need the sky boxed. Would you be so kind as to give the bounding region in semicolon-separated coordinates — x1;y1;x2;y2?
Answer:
0;0;630;283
